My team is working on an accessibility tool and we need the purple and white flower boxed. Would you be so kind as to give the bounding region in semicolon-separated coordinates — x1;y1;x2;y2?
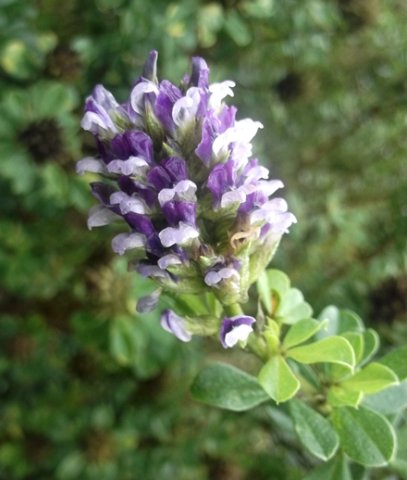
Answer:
79;50;296;345
160;310;192;342
220;315;256;348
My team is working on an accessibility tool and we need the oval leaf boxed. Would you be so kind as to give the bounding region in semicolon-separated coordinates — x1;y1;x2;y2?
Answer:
283;318;326;349
305;454;352;480
328;386;363;408
317;307;363;339
363;380;407;414
257;269;290;314
287;336;355;368
289;399;339;461
332;406;397;467
190;363;269;412
341;362;399;394
379;346;407;381
258;355;300;404
277;288;313;325
360;329;379;365
342;332;364;365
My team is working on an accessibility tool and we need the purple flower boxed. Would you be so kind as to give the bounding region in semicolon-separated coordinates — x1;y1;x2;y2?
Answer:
220;315;256;348
136;288;162;313
79;51;296;343
81;85;129;138
160;310;192;342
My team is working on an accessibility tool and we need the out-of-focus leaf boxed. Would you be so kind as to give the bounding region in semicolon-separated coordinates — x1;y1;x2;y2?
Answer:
360;329;380;365
328;386;363;408
317;307;363;339
332;406;397;467
341;362;399;394
191;363;269;411
224;10;252;46
289;398;339;461
304;454;352;480
257;268;290;314
363;380;407;414
278;288;313;325
379;346;407;380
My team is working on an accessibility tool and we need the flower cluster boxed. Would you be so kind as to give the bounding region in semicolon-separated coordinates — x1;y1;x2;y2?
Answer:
78;51;296;347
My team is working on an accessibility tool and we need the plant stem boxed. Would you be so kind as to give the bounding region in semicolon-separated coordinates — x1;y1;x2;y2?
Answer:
223;303;244;317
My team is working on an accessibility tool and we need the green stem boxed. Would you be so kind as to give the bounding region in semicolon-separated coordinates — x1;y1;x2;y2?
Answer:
247;333;269;362
223;303;244;317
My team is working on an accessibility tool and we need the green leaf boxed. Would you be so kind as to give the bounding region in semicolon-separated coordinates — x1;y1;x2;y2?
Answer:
243;0;274;19
289;399;339;460
224;10;252;46
331;406;397;466
109;316;141;366
379;346;407;380
317;307;363;339
277;288;313;324
328;386;363;408
341;362;399;394
363;380;407;414
305;454;352;480
287;336;355;368
392;424;407;479
360;329;379;365
197;4;223;48
329;332;364;380
257;269;290;313
190;363;269;411
283;318;326;349
267;269;291;296
258;355;300;403
34;82;78;117
342;332;364;364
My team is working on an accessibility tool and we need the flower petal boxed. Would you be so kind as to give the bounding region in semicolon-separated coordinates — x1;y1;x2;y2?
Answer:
87;205;118;229
76;157;107;175
204;267;239;287
157;254;183;269
110;192;146;215
172;88;202;127
158;180;197;206
106;156;149;176
160;310;192;342
220;315;255;348
111;232;145;255
130;80;159;115
136;288;162;313
159;222;199;247
208;80;235;110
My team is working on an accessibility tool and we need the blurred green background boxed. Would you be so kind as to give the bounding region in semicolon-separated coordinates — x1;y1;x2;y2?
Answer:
0;0;406;478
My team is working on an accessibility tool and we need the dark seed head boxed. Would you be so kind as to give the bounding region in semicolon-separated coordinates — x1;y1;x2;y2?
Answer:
274;72;304;103
18;118;64;164
46;44;81;81
368;275;407;325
